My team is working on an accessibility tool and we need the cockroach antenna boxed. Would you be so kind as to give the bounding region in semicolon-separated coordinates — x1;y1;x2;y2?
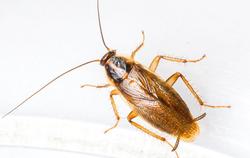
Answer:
2;0;114;119
2;59;100;119
2;0;112;119
97;0;111;51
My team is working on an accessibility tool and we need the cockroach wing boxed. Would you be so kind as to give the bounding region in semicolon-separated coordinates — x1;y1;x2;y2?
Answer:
117;63;199;140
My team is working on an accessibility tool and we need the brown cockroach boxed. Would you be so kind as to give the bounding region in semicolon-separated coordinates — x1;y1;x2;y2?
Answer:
3;0;230;157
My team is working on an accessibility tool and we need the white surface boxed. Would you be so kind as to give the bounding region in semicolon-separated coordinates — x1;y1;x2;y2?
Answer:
0;0;249;157
0;116;233;158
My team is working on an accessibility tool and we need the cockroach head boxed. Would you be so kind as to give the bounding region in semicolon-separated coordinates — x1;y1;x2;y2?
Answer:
100;50;116;66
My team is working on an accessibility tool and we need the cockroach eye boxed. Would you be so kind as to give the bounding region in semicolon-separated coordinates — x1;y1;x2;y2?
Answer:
100;50;116;66
111;57;126;70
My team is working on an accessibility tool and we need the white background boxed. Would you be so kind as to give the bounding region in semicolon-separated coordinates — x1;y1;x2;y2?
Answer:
0;0;249;157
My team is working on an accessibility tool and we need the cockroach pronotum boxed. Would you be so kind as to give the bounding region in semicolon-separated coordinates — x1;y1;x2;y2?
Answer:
2;0;230;157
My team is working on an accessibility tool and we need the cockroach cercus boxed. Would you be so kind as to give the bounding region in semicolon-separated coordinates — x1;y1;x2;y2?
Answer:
3;0;230;157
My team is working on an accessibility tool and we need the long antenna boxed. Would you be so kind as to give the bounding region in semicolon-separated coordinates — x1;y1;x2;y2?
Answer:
97;0;110;51
2;59;100;118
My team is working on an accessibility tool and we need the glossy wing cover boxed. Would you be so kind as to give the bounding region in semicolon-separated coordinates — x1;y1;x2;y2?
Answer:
117;63;199;141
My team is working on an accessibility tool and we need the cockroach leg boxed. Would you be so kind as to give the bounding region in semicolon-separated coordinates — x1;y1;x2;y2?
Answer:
193;113;206;122
172;135;181;152
127;111;165;140
130;31;145;59
127;111;179;158
149;54;206;72
104;89;121;134
80;83;110;88
165;72;231;108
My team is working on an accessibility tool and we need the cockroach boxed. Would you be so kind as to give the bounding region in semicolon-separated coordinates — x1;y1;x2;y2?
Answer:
3;0;230;157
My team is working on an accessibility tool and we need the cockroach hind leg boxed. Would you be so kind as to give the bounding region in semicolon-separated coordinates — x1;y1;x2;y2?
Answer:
193;113;206;122
165;72;231;109
172;135;181;152
127;111;179;158
202;104;231;108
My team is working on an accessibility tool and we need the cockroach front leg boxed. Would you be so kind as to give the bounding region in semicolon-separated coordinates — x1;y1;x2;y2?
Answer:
104;89;121;134
130;31;145;59
127;111;179;158
149;54;206;72
80;83;110;88
165;72;231;108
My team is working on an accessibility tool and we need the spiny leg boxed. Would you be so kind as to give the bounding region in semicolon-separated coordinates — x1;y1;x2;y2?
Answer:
172;113;206;152
193;113;206;122
130;31;145;59
127;111;165;141
149;54;206;72
127;111;179;158
81;83;110;88
172;135;181;152
165;72;231;108
104;89;120;134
